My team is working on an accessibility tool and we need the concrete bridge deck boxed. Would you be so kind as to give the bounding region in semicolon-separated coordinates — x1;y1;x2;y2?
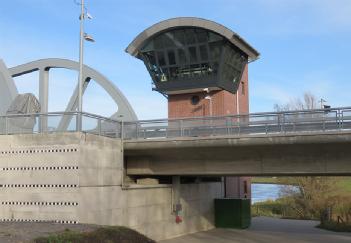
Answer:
1;108;351;176
124;131;351;176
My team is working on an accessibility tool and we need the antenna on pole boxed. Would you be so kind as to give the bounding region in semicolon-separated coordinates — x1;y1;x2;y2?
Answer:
319;98;327;109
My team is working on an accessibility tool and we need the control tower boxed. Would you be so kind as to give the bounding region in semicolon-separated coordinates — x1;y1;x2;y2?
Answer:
126;17;260;198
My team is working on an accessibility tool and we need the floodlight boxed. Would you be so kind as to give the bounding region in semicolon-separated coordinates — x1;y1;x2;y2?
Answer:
84;33;95;42
86;12;93;19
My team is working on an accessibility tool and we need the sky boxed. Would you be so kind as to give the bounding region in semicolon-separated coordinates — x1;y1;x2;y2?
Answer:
0;0;350;119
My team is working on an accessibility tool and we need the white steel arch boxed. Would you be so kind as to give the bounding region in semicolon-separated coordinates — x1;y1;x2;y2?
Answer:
7;58;137;130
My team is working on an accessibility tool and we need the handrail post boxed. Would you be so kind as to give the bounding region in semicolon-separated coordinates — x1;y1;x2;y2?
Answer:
238;116;241;136
120;121;124;139
5;116;8;135
75;113;80;132
280;113;285;133
180;120;184;137
38;114;42;133
77;112;82;132
226;117;230;135
98;118;102;136
136;122;139;139
323;118;326;131
339;110;343;130
166;121;169;138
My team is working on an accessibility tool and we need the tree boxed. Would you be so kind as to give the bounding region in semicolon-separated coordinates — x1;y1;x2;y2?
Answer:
274;91;318;111
274;92;340;222
278;177;340;221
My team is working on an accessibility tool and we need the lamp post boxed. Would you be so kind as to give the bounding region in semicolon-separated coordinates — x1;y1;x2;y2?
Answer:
77;0;94;131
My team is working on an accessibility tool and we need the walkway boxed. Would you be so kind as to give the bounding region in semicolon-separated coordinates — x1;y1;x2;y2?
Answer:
160;217;351;243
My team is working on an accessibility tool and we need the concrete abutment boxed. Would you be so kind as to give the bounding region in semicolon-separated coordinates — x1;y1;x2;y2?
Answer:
0;132;222;240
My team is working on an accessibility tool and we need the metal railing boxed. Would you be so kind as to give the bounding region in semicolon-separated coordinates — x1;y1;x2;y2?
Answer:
0;111;121;138
0;107;351;140
123;107;351;140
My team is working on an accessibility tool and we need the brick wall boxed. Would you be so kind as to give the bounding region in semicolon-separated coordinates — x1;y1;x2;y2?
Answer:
168;64;250;199
168;64;249;118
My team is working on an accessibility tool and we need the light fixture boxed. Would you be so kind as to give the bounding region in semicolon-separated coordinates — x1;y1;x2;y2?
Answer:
86;12;93;19
84;33;95;42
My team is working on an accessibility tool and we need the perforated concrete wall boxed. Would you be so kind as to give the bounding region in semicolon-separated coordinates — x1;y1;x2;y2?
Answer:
0;132;222;240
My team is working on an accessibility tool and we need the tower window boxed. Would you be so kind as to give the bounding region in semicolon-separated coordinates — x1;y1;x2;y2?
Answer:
199;45;208;61
188;46;198;63
167;50;176;65
157;51;166;66
191;95;200;105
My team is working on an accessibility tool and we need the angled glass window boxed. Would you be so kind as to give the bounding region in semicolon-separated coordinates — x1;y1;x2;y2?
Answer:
188;46;198;63
167;50;176;65
139;27;247;93
178;49;187;64
157;51;166;66
185;29;196;45
196;29;208;43
199;45;208;61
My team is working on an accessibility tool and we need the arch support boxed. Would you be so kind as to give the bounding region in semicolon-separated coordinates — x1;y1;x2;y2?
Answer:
8;58;137;124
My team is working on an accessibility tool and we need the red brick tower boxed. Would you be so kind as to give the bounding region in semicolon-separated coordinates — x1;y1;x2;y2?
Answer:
126;17;259;199
168;64;249;118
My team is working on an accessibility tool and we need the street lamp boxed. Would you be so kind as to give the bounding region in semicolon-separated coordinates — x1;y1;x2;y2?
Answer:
77;0;94;131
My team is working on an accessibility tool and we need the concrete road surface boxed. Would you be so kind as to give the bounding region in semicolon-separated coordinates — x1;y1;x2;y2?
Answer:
160;217;351;243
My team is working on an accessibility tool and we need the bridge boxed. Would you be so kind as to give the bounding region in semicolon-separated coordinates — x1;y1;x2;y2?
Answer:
1;14;348;240
1;106;351;176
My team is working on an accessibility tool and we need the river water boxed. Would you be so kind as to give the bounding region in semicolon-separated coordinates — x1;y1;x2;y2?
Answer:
251;183;286;204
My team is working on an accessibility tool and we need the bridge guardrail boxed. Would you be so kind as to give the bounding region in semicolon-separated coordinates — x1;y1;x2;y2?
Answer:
0;107;350;139
0;112;121;138
122;107;351;139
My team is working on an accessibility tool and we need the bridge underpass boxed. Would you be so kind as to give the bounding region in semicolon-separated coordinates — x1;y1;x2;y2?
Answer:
124;131;351;176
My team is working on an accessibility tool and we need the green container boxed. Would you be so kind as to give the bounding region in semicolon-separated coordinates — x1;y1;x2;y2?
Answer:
214;198;251;229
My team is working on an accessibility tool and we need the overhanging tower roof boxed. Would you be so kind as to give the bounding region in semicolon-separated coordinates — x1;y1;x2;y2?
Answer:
125;17;260;62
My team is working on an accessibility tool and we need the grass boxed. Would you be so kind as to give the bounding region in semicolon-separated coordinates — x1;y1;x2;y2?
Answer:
251;200;283;218
251;177;278;184
34;226;155;243
317;221;351;232
337;177;351;192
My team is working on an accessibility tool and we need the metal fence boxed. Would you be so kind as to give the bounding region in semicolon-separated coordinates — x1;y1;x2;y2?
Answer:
0;107;351;140
0;112;121;138
123;107;351;139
